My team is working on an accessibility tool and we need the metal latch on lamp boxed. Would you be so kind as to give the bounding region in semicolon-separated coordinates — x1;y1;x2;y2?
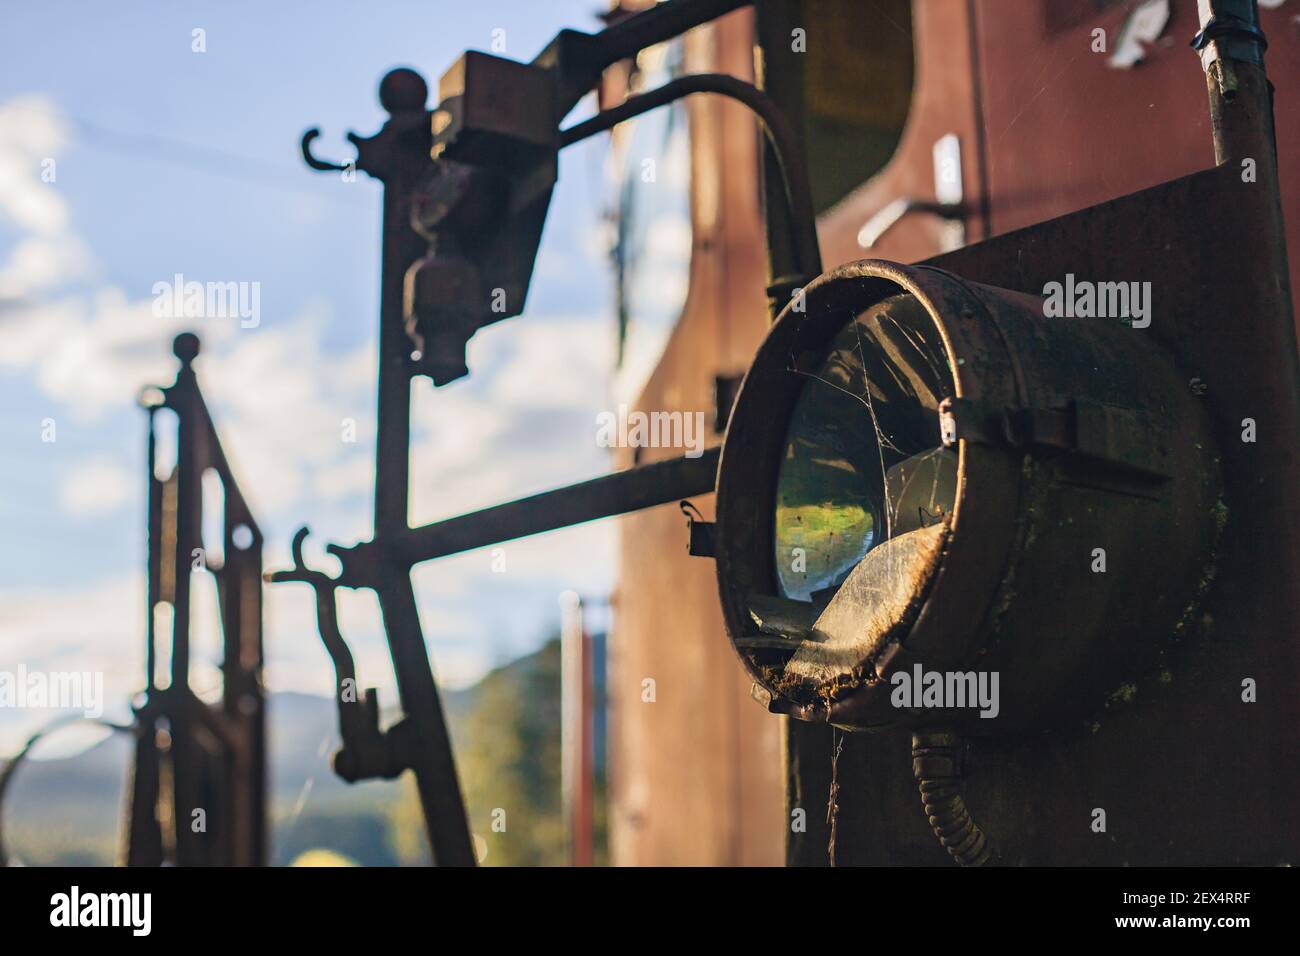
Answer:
680;500;716;558
938;397;1172;480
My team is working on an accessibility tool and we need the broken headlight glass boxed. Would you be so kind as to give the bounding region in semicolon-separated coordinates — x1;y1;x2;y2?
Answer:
773;293;958;603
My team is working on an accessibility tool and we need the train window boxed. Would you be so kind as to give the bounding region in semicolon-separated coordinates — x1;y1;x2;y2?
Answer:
609;40;692;403
801;0;914;213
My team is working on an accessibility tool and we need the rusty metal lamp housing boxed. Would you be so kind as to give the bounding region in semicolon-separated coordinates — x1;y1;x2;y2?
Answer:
715;260;1220;733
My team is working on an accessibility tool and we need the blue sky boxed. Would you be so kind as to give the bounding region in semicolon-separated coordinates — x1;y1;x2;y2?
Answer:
0;1;631;750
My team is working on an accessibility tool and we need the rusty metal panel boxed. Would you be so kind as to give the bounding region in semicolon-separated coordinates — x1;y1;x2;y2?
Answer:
608;4;786;866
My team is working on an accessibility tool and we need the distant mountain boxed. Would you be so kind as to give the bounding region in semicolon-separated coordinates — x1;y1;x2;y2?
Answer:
3;728;129;866
4;691;423;866
442;633;608;866
2;635;604;866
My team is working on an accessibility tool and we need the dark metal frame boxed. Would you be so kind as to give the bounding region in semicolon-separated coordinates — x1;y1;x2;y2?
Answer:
0;339;268;869
279;0;819;865
129;333;267;867
273;0;1295;867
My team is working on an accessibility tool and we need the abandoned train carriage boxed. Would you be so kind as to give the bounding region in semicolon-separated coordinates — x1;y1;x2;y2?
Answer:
13;0;1293;869
602;0;1300;865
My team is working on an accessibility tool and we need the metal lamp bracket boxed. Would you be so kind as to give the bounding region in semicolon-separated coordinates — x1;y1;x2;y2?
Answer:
939;396;1173;485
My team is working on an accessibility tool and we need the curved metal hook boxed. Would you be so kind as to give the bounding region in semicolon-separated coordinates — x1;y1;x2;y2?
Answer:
265;525;336;586
264;527;386;779
290;525;312;569
301;128;352;173
265;527;351;678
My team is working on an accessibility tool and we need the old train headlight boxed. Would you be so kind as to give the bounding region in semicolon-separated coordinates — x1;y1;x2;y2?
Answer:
773;291;957;604
715;260;1219;731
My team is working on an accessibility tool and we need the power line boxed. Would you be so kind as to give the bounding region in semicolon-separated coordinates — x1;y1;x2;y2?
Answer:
6;102;370;207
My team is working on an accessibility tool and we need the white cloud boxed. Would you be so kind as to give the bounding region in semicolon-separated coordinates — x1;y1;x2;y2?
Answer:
0;573;142;753
0;288;200;420
0;96;70;236
193;313;376;515
0;296;375;516
0;234;93;299
0;94;621;702
59;456;133;516
409;314;616;524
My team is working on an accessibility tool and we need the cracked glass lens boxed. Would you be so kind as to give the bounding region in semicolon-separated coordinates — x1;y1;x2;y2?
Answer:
774;292;958;602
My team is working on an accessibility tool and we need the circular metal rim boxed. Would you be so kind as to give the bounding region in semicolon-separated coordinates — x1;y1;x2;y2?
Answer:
715;259;1025;728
